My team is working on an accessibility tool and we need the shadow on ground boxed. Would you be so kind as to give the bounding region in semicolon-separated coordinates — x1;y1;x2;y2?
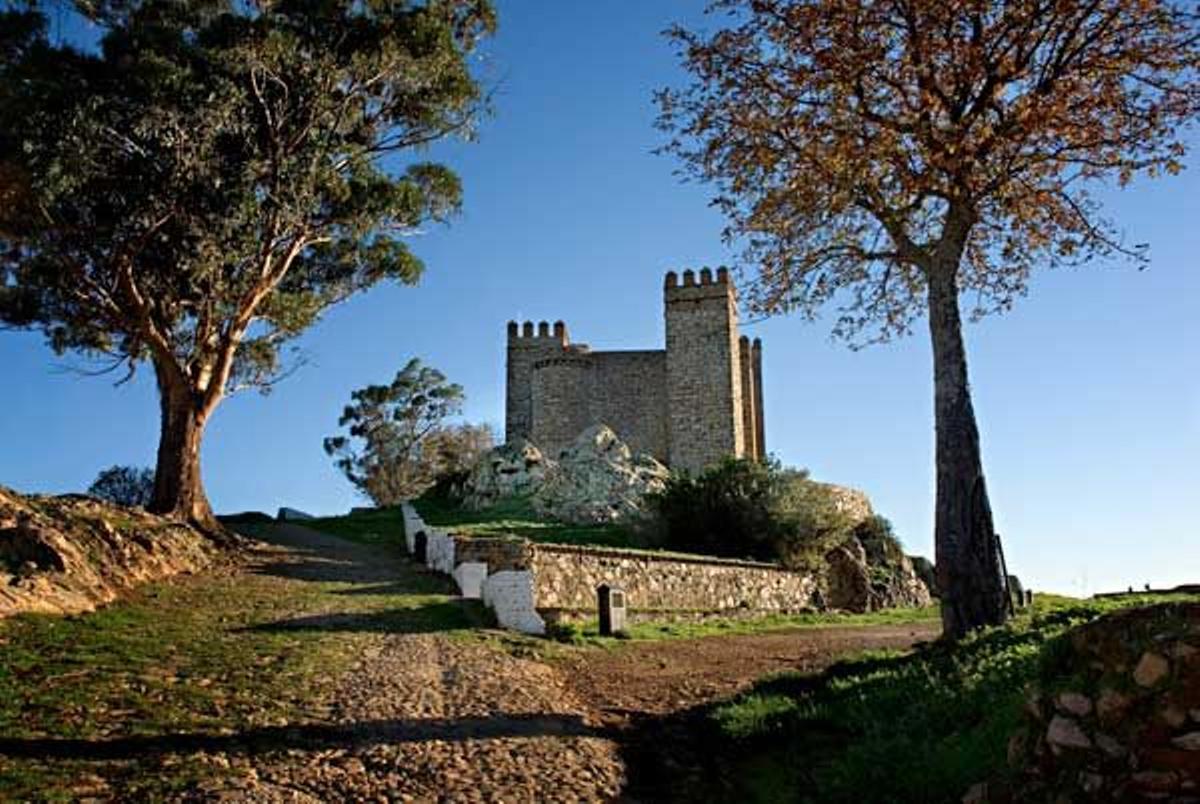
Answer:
0;713;605;761
237;600;491;635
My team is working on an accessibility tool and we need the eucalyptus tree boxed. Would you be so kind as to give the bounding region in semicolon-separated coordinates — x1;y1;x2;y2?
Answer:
658;0;1198;637
0;0;495;532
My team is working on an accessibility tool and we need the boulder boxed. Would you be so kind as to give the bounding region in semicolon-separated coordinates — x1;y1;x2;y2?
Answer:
531;425;670;525
822;528;933;613
460;440;554;511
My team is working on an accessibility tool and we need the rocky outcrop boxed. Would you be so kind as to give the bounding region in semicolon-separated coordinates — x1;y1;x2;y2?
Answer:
0;486;220;618
973;602;1200;802
822;532;933;613
459;440;554;511
532;425;670;525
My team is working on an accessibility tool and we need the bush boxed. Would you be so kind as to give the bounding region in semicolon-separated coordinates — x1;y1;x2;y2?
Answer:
643;458;854;568
87;465;155;508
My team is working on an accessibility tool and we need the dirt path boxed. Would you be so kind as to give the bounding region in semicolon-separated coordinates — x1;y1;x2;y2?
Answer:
561;621;940;720
204;524;625;801
1;523;937;802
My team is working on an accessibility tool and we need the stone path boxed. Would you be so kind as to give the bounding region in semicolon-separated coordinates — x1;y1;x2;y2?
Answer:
205;524;625;802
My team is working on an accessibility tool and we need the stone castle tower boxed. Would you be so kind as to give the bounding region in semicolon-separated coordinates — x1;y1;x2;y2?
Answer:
505;268;764;474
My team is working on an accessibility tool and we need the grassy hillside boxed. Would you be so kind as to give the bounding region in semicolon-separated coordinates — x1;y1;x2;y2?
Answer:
696;592;1200;803
412;496;639;548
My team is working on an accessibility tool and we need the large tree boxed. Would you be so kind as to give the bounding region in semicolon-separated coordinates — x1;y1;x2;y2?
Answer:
0;0;495;533
658;0;1197;638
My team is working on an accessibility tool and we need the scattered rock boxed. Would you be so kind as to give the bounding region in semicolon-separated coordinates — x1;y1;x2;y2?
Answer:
1135;651;1171;688
0;485;221;619
822;529;933;613
1046;715;1092;751
1056;692;1093;718
1174;733;1200;751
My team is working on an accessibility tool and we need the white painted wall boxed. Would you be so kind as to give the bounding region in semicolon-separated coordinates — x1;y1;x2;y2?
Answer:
400;503;545;635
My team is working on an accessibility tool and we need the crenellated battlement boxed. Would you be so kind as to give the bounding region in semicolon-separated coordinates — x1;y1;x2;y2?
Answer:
507;319;569;346
663;266;730;290
505;268;764;472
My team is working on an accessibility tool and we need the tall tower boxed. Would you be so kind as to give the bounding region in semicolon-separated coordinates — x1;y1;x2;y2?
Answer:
664;268;748;473
505;320;568;445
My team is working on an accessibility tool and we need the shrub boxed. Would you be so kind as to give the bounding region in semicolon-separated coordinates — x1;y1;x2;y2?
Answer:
643;458;854;567
87;465;155;508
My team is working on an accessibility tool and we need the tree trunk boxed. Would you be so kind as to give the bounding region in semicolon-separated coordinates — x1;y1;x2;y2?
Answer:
927;265;1010;640
149;360;221;535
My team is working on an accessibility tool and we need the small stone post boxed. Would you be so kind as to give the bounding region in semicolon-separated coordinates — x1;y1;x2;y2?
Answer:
597;584;627;636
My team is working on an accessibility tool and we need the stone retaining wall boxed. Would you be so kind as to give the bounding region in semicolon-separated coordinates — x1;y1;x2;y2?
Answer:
531;543;819;613
400;503;818;635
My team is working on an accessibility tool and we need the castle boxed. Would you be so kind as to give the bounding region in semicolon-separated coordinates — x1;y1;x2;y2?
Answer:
505;268;765;474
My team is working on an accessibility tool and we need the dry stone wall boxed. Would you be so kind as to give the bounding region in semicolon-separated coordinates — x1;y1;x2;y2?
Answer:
531;543;819;614
401;503;818;636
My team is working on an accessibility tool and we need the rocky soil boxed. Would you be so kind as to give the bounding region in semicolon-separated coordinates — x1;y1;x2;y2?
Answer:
0;486;221;618
0;517;944;801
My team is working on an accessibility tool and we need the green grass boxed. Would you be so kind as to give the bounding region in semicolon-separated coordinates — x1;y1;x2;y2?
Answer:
413;495;640;548
700;592;1200;803
0;523;485;800
545;605;940;647
303;506;406;546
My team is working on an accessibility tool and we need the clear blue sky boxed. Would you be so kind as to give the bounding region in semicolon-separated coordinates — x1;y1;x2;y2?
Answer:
2;2;1197;596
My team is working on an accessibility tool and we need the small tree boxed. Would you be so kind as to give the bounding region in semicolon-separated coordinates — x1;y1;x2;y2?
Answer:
658;0;1198;638
422;422;495;477
88;465;155;508
324;359;469;505
0;0;495;533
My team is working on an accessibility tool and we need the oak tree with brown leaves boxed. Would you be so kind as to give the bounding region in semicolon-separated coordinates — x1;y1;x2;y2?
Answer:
658;0;1198;638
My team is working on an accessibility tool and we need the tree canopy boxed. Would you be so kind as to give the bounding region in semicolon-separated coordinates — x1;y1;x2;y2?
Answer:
658;0;1197;638
658;0;1198;340
324;358;487;505
0;0;495;529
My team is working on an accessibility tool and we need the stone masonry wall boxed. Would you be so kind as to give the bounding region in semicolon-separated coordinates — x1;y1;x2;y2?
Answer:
588;350;668;462
506;269;762;473
664;268;748;473
530;543;819;614
402;504;818;635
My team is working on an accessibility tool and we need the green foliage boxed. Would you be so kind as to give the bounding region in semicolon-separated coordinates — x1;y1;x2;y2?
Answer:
323;359;487;505
87;464;155;508
1;0;494;381
644;458;853;567
0;0;495;518
703;593;1200;803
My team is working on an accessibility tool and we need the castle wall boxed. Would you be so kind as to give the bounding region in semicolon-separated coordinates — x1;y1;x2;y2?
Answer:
530;349;594;459
588;351;668;462
664;268;747;473
506;269;765;471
